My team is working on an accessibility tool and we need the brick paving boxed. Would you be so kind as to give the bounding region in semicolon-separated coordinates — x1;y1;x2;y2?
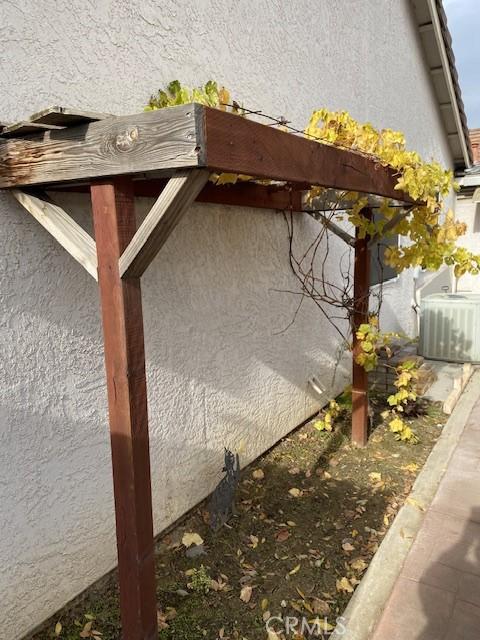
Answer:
372;400;480;640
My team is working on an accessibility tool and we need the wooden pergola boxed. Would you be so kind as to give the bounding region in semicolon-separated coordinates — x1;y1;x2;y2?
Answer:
0;104;412;640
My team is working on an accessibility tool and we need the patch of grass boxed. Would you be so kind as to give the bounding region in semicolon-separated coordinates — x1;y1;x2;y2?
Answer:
26;393;447;640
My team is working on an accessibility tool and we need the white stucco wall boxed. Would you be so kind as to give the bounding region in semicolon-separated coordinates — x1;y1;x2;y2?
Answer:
0;1;455;637
454;195;480;292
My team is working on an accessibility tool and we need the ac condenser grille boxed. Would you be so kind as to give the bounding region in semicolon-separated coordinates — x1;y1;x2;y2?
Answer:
419;294;480;363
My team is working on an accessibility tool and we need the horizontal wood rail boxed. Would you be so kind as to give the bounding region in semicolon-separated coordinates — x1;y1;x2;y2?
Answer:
202;107;411;201
1;104;412;204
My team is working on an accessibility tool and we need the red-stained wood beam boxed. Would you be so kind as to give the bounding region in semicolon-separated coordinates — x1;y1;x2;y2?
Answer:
46;180;305;212
196;181;303;210
351;208;372;447
203;107;412;201
91;178;157;640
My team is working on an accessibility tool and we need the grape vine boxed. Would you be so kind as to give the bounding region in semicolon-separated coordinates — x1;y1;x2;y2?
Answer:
146;81;480;442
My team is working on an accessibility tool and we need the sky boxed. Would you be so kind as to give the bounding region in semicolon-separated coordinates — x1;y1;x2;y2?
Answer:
444;0;480;129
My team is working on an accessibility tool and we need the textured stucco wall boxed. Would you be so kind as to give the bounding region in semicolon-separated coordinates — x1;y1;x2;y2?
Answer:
0;1;454;637
454;196;480;292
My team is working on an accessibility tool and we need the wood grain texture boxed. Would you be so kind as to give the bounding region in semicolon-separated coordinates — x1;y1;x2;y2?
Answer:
0;104;203;188
11;189;98;279
351;208;372;447
91;179;157;640
203;107;412;201
119;169;209;278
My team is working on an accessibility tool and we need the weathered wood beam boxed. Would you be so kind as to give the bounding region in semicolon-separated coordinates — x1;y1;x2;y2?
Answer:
0;104;204;188
119;169;209;278
11;189;98;279
1;121;64;138
91;178;157;640
351;208;372;447
202;107;413;202
1;104;415;204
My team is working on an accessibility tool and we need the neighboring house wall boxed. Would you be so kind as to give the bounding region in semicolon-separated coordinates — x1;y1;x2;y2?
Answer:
455;191;480;292
0;1;455;637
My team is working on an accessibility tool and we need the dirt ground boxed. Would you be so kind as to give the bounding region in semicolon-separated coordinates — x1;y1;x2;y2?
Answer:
28;392;447;640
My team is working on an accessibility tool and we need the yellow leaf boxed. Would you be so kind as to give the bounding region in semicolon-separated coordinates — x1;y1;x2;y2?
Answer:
54;622;62;637
295;586;306;599
336;576;354;593
182;532;204;548
317;619;334;632
288;488;302;498
351;557;368;572
406;497;426;512
289;564;301;575
401;463;419;473
249;535;259;549
215;172;239;185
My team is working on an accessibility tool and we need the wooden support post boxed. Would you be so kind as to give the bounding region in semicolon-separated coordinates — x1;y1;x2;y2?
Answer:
91;179;157;640
352;208;372;447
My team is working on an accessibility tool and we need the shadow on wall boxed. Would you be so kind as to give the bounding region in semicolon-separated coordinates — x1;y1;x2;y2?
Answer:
1;189;352;600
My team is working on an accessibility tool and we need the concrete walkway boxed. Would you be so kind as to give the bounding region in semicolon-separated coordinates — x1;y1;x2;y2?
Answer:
372;395;480;639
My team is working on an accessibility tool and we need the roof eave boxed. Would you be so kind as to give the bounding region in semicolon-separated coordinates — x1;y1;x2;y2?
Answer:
411;0;472;170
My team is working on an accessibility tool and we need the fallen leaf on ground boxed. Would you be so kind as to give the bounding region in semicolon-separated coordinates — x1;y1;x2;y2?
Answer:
311;597;330;615
406;497;426;512
402;463;419;473
240;585;253;603
252;469;265;480
248;535;259;549
288;488;302;498
54;622;62;637
336;576;354;593
275;528;290;542
351;558;368;572
182;532;204;548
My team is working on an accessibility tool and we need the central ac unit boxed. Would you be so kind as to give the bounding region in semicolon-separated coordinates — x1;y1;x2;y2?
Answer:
419;293;480;363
